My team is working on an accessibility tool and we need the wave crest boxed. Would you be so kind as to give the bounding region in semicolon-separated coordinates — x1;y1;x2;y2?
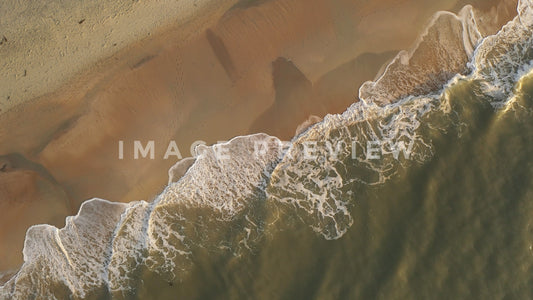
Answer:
2;0;533;298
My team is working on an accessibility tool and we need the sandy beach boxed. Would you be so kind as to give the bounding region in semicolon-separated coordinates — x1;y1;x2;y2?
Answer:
0;0;518;275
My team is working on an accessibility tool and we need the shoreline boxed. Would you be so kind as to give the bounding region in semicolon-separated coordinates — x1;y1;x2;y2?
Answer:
0;0;518;276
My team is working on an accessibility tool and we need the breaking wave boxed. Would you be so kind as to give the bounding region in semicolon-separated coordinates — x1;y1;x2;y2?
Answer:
2;0;533;298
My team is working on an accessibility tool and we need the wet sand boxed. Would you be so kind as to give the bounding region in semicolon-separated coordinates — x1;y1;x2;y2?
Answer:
0;0;517;275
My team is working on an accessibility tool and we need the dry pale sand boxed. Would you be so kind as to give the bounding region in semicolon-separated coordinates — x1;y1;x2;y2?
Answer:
0;0;238;113
0;0;518;274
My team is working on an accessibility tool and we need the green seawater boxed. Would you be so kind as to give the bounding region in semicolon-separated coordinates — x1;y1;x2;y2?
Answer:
5;50;532;300
123;77;533;299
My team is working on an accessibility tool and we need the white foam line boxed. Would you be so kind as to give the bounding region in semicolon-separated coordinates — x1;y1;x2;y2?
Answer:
358;8;479;104
54;229;73;269
4;1;533;297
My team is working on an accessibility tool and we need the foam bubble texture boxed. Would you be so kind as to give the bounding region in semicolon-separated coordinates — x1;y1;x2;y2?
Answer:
2;1;533;297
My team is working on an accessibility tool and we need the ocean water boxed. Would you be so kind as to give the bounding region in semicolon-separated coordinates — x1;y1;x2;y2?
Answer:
1;0;533;299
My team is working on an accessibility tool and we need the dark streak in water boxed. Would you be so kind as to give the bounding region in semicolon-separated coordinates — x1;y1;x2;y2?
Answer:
206;29;237;81
132;55;157;69
230;0;271;10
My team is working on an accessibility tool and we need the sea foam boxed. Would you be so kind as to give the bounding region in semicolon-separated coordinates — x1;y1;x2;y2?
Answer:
2;0;533;298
